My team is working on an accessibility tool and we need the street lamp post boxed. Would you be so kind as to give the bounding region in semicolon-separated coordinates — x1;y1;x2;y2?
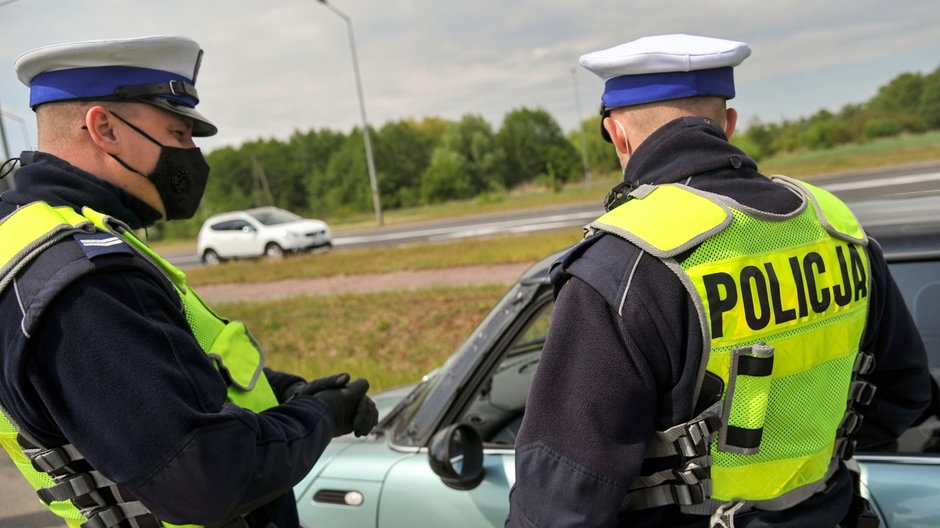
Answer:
0;0;25;192
317;0;383;226
0;101;10;161
0;107;32;151
1;106;36;192
0;100;11;193
571;68;591;186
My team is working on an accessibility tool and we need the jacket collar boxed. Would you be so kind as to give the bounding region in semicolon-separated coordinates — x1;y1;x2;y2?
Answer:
623;116;758;187
5;151;162;229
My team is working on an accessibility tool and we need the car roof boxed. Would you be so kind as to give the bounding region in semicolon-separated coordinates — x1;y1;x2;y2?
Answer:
244;206;286;214
202;206;295;222
519;249;564;285
848;193;940;261
203;210;249;223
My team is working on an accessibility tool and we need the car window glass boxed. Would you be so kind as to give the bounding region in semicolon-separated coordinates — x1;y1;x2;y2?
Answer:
210;220;236;231
887;259;940;455
459;298;554;447
890;260;940;376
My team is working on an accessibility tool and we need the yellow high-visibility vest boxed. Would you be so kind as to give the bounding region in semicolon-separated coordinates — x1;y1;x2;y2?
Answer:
590;176;872;512
0;202;279;527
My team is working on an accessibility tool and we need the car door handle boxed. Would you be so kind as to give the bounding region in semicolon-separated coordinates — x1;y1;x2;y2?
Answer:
313;489;365;506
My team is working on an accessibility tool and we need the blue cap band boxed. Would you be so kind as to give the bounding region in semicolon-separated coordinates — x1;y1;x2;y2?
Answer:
601;67;735;110
29;65;197;108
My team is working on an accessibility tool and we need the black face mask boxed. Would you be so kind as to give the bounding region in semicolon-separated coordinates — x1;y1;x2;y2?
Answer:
108;111;210;220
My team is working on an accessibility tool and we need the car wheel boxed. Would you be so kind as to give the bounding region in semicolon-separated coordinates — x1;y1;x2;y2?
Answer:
202;249;222;266
264;242;284;259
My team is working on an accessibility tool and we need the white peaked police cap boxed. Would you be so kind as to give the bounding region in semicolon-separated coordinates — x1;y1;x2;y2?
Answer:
581;34;750;111
14;36;217;137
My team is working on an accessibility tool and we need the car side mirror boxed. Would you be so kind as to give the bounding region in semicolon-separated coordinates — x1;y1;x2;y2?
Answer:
241;225;256;233
428;423;485;490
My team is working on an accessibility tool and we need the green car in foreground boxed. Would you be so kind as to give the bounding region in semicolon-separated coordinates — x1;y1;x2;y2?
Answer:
295;192;940;528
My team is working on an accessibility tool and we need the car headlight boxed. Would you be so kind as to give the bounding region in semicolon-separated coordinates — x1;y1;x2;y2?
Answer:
283;230;297;239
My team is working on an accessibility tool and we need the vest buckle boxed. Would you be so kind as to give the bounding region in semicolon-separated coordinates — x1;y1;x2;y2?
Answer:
849;381;877;406
675;417;718;458
83;505;128;528
674;459;709;485
83;501;158;528
670;482;706;506
835;437;858;460
838;411;863;437
37;472;96;504
853;352;875;376
28;445;76;474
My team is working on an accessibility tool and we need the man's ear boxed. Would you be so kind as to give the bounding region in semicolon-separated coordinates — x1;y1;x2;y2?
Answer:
603;116;629;155
724;107;738;140
84;106;121;154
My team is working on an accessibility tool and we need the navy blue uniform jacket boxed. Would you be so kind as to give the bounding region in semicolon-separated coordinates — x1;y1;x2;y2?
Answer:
506;117;932;528
0;152;335;527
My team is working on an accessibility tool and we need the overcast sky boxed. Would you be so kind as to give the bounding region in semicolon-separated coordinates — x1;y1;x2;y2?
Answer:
1;0;938;155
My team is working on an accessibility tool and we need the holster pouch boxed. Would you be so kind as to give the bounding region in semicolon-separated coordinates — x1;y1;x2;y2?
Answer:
720;343;774;454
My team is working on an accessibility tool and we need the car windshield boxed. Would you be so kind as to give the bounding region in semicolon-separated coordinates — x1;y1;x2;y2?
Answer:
390;280;546;447
248;208;302;225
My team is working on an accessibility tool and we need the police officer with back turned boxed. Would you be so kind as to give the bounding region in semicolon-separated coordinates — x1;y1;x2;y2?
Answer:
506;34;931;528
0;36;378;528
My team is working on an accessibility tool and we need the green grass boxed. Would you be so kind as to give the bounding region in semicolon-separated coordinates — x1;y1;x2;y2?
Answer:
185;227;584;286
760;131;940;179
219;284;507;392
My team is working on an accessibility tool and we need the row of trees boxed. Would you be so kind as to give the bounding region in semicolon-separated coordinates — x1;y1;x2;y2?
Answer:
156;63;939;239
734;64;940;159
159;108;619;238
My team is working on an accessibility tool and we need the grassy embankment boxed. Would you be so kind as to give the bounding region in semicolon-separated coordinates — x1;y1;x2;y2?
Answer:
170;132;940;391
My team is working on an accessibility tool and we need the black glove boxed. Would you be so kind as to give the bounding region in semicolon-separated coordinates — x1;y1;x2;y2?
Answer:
282;372;351;402
311;378;379;437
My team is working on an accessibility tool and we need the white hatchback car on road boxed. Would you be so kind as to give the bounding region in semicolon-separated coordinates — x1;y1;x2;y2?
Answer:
197;207;332;265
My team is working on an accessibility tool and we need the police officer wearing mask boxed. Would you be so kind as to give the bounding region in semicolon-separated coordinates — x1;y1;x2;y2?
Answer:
0;36;377;528
506;34;931;528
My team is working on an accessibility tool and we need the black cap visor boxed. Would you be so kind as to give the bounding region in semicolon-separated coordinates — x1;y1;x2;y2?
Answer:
143;97;217;137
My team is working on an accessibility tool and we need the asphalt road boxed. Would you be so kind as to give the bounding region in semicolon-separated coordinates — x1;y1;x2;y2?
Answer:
165;201;607;268
2;163;939;526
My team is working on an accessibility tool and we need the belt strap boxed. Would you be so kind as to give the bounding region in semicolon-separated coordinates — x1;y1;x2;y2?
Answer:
622;480;711;510
630;455;711;489
82;501;154;528
622;405;721;512
643;408;721;459
23;443;84;474
37;470;115;504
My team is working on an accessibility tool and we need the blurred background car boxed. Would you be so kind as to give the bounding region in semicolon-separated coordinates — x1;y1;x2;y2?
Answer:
196;206;332;265
292;192;940;528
